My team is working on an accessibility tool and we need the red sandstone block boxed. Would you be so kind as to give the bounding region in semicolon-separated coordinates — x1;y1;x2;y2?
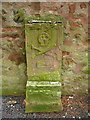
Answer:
2;28;18;32
62;51;70;56
80;3;87;9
69;4;76;13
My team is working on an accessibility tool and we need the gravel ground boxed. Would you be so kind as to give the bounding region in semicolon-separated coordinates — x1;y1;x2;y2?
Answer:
1;95;89;119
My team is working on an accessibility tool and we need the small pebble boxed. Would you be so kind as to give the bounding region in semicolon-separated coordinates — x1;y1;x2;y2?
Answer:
69;96;73;99
88;113;90;116
68;104;70;106
11;105;13;107
65;112;67;115
7;100;17;104
62;116;65;118
79;117;81;119
71;107;73;109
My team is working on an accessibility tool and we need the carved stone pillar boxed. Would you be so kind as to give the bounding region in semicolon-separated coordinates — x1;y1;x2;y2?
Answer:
25;15;64;112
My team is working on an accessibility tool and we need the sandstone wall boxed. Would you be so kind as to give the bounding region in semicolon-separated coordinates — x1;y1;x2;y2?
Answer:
40;2;88;95
1;2;88;95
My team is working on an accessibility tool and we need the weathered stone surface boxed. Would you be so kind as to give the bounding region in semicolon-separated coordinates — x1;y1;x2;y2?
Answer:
1;27;27;95
80;3;87;9
2;2;32;27
69;3;76;13
1;2;88;97
62;19;88;95
25;16;64;112
25;81;62;112
25;19;63;80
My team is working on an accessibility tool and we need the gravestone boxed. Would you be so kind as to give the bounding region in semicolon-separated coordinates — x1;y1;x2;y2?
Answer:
25;15;64;112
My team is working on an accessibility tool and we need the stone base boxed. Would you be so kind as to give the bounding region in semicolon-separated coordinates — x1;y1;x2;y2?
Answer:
25;103;63;113
25;81;63;113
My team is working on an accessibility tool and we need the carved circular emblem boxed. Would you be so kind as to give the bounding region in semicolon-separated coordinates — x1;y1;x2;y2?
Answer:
38;32;50;46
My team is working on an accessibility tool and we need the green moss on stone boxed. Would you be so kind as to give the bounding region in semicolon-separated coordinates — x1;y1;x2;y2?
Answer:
13;9;25;23
62;45;75;52
26;85;61;104
25;103;63;113
25;14;63;112
82;60;88;66
25;81;62;112
2;59;27;95
62;72;88;95
2;88;25;96
29;71;61;81
25;22;63;58
81;67;90;74
25;14;63;24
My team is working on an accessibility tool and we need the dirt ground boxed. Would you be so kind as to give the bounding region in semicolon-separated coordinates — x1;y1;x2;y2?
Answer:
1;95;89;119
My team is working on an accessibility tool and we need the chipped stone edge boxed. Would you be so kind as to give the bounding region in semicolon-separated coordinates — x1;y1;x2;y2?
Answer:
26;81;61;87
